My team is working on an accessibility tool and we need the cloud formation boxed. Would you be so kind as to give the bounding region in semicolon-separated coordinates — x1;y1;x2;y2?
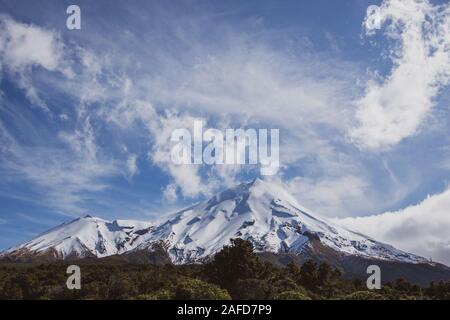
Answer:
0;15;72;109
336;187;450;265
0;16;135;214
350;0;450;150
286;175;370;217
0;117;119;215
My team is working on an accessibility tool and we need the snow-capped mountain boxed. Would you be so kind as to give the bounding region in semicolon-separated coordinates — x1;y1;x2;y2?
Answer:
1;179;429;266
1;216;154;261
133;179;427;264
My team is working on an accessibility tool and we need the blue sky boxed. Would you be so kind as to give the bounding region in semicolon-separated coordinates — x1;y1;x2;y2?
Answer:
1;0;450;264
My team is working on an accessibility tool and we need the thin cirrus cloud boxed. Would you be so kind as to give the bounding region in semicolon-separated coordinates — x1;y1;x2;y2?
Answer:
349;0;450;151
127;21;366;205
0;116;120;215
86;5;363;203
0;13;161;216
0;16;125;216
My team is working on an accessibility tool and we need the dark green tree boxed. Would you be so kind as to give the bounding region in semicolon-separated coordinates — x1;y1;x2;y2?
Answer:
233;279;273;299
205;238;262;291
174;278;231;300
299;260;318;290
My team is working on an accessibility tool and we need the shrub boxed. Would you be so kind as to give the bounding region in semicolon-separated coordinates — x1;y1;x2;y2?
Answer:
135;289;173;300
342;291;386;300
174;278;231;300
233;279;273;300
275;290;311;300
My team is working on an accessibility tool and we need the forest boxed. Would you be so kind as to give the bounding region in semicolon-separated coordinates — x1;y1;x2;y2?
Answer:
0;239;449;300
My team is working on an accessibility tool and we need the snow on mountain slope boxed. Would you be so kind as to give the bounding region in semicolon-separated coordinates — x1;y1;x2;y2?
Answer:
1;179;430;265
1;215;154;260
135;179;428;265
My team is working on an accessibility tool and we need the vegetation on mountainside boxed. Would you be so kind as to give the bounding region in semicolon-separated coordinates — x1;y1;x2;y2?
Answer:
0;239;449;300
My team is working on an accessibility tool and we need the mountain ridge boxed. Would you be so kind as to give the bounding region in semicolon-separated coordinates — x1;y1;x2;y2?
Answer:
0;178;433;267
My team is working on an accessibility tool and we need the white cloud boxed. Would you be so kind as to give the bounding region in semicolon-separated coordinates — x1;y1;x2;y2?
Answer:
144;112;221;198
162;183;178;203
125;33;365;202
0;15;64;72
336;188;450;266
350;0;450;150
104;99;217;198
0;16;161;215
286;175;370;218
143;43;357;133
0;15;72;109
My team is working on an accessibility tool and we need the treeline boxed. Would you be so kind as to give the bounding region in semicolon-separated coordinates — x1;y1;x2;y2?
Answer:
0;239;449;300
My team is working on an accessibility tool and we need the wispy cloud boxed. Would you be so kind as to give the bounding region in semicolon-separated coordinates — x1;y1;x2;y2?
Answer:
0;15;150;215
0;14;72;109
0;118;120;215
0;6;413;215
